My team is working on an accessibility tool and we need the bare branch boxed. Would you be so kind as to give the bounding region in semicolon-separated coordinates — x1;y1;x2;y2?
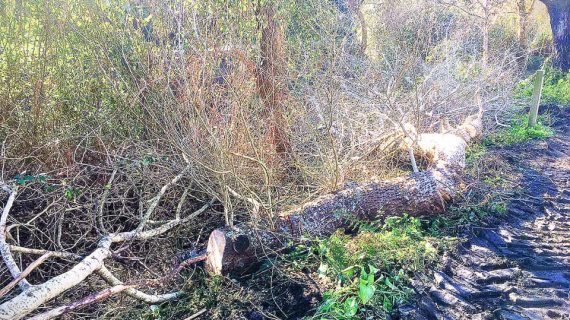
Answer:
0;189;212;320
0;185;30;290
96;266;182;304
95;168;117;234
8;245;81;260
28;284;134;320
0;252;53;298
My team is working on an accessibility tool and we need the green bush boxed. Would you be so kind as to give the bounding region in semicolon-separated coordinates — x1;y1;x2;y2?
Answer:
516;67;570;106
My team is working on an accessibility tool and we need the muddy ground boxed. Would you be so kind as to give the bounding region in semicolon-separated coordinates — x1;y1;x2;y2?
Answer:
400;106;570;319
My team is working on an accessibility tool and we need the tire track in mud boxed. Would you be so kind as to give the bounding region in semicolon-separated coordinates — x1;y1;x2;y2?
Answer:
402;108;570;320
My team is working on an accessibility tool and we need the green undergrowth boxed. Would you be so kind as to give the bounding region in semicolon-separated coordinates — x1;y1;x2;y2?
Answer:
289;196;510;319
484;114;554;146
308;215;443;319
516;67;570;107
121;271;258;320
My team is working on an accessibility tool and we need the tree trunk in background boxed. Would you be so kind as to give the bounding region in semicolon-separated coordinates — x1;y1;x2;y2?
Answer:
517;0;531;64
347;0;367;53
482;0;490;65
257;4;293;163
541;0;570;71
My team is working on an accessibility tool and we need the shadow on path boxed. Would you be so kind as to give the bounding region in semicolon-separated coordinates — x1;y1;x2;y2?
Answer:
402;106;570;320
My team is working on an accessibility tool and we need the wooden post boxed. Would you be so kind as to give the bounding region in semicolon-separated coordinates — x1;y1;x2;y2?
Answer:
528;69;545;127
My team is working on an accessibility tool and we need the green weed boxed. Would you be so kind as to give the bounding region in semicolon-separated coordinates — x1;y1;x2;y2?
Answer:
465;144;487;167
484;114;554;146
516;67;570;106
309;215;442;319
425;200;507;238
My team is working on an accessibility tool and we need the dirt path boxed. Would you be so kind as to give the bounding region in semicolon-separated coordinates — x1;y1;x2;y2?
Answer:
402;108;570;320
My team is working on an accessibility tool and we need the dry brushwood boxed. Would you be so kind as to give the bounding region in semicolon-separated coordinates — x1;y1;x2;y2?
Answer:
26;253;208;320
205;109;483;275
0;168;213;320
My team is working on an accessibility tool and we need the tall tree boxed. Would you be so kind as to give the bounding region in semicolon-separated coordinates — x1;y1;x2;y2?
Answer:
516;0;536;61
257;4;293;165
541;0;570;71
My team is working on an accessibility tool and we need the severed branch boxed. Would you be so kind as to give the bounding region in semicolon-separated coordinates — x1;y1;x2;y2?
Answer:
0;252;52;298
96;266;182;304
31;253;208;320
27;284;135;320
205;110;484;275
0;169;213;320
8;245;81;260
134;166;191;235
95;168;117;235
0;185;30;290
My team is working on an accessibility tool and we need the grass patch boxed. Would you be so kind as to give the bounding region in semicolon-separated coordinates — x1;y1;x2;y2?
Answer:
425;200;508;238
484;114;554;146
516;67;570;107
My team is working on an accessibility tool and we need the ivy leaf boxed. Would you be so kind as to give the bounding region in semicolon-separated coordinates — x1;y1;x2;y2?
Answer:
368;264;379;275
383;296;393;311
343;296;358;317
358;283;375;305
385;277;398;290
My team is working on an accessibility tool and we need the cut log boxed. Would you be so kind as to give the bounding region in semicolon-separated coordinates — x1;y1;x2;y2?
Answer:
206;112;483;275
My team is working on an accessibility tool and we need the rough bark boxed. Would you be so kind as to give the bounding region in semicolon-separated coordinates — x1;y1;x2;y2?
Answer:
206;112;483;275
517;0;534;64
257;4;293;160
541;0;570;71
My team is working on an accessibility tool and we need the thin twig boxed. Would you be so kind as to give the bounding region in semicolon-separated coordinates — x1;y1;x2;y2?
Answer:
0;252;53;298
28;284;135;320
185;308;207;320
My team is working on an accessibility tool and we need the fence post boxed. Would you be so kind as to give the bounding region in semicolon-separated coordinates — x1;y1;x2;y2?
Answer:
528;69;545;127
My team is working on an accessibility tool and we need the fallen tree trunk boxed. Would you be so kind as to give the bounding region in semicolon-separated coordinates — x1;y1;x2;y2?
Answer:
206;112;483;275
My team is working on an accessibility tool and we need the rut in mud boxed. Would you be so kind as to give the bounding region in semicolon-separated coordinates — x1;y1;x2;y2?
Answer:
402;107;570;320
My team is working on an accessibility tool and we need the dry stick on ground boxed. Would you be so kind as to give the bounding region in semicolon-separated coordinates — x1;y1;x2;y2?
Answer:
96;266;182;304
27;284;135;320
96;252;207;304
0;168;213;320
8;245;81;260
96;168;117;234
205;109;484;275
0;252;52;298
0;185;30;290
29;254;208;320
